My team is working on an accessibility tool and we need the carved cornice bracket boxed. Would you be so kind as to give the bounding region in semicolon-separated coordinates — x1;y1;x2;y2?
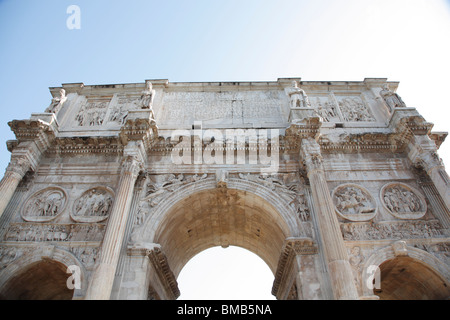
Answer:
8;116;58;154
272;237;317;298
128;243;180;300
284;116;322;151
119;110;159;153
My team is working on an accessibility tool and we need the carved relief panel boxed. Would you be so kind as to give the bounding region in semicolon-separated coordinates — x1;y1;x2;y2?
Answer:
334;94;375;122
380;183;427;220
21;187;68;222
309;95;341;122
332;184;377;222
75;97;111;127
71;187;115;223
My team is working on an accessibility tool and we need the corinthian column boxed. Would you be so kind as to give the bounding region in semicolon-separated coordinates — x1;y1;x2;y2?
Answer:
0;156;32;218
86;155;143;300
300;138;358;300
409;135;450;210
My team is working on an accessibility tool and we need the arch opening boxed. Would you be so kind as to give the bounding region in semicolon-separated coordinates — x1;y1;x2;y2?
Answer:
152;187;295;299
375;256;450;300
177;246;276;300
0;259;74;300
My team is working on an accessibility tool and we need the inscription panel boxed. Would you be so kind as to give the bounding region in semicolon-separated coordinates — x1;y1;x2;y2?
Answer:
158;90;286;126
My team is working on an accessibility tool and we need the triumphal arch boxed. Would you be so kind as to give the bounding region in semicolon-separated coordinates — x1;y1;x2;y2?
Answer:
0;78;449;300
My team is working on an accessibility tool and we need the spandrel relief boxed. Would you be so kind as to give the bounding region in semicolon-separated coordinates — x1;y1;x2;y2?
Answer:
71;187;115;223
380;183;427;220
332;184;377;222
21;187;68;222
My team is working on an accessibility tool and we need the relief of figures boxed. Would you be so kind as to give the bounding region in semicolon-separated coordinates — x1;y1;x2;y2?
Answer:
4;223;105;242
312;97;338;122
144;173;208;207
75;101;109;126
332;184;376;221
338;98;375;122
381;183;426;219
238;173;310;221
71;188;114;223
21;188;67;222
341;219;444;241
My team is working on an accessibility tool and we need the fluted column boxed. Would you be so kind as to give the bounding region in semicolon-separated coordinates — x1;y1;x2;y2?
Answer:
301;138;358;300
409;135;450;210
0;156;32;218
86;155;143;300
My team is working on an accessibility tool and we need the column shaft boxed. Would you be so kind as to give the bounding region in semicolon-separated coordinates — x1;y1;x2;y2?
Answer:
85;156;141;300
301;139;358;300
0;156;31;218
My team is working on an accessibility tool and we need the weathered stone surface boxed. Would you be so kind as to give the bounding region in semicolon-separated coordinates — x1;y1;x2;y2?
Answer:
0;78;449;300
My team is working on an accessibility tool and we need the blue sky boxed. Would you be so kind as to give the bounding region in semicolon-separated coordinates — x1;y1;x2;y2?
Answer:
1;0;450;299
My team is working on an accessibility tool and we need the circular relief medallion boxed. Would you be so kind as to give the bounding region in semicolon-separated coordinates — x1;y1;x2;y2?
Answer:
332;183;377;222
21;187;68;222
71;187;114;223
380;183;427;220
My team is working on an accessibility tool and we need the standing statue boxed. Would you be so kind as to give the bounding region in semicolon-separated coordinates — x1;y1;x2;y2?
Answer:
45;89;67;114
285;81;310;108
140;82;155;108
379;84;407;110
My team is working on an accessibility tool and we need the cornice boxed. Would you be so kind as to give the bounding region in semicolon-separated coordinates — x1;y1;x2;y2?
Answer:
47;136;123;155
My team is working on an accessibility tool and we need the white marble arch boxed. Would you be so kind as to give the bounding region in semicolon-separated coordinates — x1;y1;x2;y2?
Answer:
0;245;88;299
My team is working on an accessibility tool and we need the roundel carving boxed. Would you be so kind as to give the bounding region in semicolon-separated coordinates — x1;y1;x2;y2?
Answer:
21;187;68;222
332;183;377;222
71;187;114;223
380;183;427;220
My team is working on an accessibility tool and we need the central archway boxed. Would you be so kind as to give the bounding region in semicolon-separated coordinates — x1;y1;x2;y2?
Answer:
177;246;276;300
134;177;305;299
155;187;291;278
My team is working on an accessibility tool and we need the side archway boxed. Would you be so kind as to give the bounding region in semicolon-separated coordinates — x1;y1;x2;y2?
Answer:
361;242;450;300
0;245;88;300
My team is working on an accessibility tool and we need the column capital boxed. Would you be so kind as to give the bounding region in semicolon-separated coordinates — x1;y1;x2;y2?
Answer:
120;155;143;178
5;156;32;179
300;138;324;174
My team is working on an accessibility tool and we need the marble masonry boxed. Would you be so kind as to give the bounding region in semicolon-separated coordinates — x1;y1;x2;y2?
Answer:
0;78;449;300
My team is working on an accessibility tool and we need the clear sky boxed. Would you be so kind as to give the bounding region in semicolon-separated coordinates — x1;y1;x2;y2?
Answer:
1;0;449;300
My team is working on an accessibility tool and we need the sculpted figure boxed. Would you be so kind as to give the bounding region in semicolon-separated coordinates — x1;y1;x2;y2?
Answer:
286;81;310;108
380;84;406;110
46;89;67;113
140;82;156;116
